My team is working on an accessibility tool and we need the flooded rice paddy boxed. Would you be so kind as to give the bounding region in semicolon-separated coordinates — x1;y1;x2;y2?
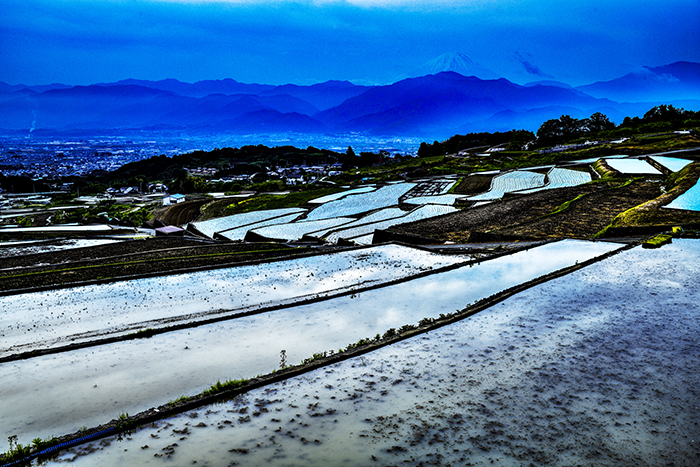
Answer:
0;240;621;445
189;208;306;239
664;176;700;211
249;217;355;241
216;213;306;241
0;238;122;258
304;184;416;221
604;158;662;175
307;187;377;204
649;156;693;172
47;239;700;467
0;244;467;355
326;205;458;243
517;167;591;194
468;170;546;201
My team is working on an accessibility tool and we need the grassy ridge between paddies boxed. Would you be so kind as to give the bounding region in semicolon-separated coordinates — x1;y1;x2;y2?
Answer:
598;162;700;235
222;187;344;216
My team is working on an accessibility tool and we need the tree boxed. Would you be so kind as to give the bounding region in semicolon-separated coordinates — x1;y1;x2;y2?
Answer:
586;112;616;133
536;118;564;146
643;105;685;123
346;146;356;158
536;115;586;146
417;141;445;158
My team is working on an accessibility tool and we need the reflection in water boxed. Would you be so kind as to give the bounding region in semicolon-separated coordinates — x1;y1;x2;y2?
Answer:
0;240;620;445
604;158;660;174
665;175;700;211
50;240;700;467
0;244;465;354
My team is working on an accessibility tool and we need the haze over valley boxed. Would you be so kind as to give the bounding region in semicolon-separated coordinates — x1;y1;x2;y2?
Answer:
2;56;699;141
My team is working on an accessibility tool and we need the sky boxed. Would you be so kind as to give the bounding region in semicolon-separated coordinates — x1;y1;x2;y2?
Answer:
1;0;699;87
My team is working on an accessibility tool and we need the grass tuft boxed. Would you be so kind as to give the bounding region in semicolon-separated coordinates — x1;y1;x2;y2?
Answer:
202;378;249;397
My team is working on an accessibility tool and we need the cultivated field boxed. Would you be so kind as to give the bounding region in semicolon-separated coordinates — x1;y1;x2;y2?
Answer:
2;151;700;466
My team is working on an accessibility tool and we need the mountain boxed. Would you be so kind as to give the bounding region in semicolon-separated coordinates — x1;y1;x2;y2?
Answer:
524;80;574;89
0;82;72;94
95;78;367;111
410;52;500;80
576;61;700;102
1;62;698;137
96;78;275;98
263;81;369;111
317;72;615;137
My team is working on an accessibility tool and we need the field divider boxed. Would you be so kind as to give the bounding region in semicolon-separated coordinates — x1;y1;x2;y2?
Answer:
0;240;636;467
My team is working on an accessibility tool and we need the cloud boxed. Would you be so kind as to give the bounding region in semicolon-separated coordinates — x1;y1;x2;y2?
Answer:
1;0;698;86
514;52;553;79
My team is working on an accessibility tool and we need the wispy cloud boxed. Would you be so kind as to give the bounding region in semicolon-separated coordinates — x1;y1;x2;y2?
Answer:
514;52;553;79
1;0;698;86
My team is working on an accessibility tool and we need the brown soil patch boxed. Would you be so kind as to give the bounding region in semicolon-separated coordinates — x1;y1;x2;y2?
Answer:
382;179;668;242
452;174;494;194
159;199;208;226
492;180;663;239
198;198;239;221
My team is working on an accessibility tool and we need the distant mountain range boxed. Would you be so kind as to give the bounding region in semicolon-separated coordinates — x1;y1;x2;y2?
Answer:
0;60;698;139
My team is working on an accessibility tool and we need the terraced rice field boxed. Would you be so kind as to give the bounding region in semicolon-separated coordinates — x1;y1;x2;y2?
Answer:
186;183;471;243
36;238;700;467
0;240;622;447
304;183;416;220
649;156;693;172
325;205;458;243
0;238;122;258
248;217;355;241
468;170;546;201
402;194;467;206
604;158;661;175
216;213;306;241
307;186;376;204
517;167;591;194
1;244;464;357
664;177;700;211
189;208;306;238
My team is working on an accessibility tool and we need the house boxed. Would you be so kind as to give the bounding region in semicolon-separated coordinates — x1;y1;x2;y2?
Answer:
148;183;168;193
155;225;186;237
162;194;186;205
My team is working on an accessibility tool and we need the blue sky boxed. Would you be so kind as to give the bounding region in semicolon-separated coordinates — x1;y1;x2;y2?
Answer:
1;0;699;86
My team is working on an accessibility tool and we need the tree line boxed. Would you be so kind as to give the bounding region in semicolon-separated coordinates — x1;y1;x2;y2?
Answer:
416;105;699;157
536;105;700;147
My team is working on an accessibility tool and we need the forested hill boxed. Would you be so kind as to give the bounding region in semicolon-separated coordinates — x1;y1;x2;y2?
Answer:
106;145;347;182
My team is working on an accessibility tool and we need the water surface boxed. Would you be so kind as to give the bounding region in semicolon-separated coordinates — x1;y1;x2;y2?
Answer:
0;240;621;443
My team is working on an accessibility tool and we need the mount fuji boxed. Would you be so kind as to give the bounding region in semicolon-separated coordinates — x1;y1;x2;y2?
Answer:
410;52;500;80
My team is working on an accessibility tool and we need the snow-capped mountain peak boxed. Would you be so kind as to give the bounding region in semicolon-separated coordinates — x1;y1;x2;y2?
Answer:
411;52;500;80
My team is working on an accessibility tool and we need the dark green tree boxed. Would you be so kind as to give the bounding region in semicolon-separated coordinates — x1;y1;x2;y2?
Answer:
586;112;616;133
536;118;564;146
536;115;586;146
643;105;685;123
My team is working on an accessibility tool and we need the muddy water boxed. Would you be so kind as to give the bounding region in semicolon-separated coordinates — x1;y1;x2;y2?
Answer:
1;244;467;355
46;239;700;466
0;240;621;446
